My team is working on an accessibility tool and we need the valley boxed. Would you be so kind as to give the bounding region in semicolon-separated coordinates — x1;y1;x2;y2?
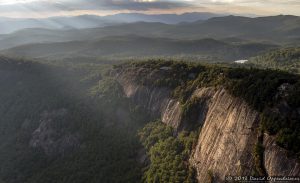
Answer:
0;8;299;183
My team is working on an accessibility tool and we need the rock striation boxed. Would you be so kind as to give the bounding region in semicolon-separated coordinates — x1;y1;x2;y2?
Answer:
116;67;300;182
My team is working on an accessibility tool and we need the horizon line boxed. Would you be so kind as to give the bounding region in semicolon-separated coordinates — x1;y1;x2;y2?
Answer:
0;11;298;20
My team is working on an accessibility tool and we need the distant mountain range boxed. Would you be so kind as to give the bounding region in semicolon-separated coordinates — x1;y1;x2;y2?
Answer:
0;15;298;61
0;12;223;34
1;35;277;61
0;15;299;50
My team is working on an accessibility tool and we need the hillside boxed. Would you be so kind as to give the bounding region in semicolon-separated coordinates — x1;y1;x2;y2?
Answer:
248;47;300;74
116;61;300;181
0;56;146;183
1;36;277;62
0;57;299;182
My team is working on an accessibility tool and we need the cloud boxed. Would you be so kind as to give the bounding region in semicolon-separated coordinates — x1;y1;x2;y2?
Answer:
0;0;193;13
193;0;300;5
81;0;192;10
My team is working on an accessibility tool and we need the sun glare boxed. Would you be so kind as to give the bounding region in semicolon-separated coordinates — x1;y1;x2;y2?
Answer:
0;0;41;5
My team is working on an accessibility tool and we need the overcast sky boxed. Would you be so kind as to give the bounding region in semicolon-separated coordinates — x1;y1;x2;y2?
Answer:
0;0;299;18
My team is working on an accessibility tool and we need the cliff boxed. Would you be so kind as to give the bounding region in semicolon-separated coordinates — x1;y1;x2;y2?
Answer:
115;66;182;128
115;64;300;182
190;88;259;182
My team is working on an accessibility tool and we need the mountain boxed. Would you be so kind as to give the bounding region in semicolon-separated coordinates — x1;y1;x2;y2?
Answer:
0;22;173;50
177;15;300;43
0;56;146;183
0;28;77;50
0;57;299;182
1;35;277;61
0;12;222;34
116;61;300;182
103;12;223;24
0;15;121;34
62;15;300;44
0;15;299;51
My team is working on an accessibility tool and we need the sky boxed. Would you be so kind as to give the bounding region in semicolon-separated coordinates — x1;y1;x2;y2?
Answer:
0;0;299;18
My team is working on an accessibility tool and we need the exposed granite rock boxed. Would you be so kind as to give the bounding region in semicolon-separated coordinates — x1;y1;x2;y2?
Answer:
264;134;300;176
161;99;182;128
190;88;259;183
116;68;183;128
30;109;80;157
116;69;300;182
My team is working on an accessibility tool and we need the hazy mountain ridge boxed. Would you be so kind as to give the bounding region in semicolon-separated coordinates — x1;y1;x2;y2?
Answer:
1;35;277;62
0;15;298;52
0;2;300;182
0;12;222;34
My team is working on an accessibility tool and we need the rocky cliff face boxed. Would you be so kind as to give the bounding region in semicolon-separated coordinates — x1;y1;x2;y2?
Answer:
116;67;183;128
263;134;300;176
190;88;259;182
116;67;300;182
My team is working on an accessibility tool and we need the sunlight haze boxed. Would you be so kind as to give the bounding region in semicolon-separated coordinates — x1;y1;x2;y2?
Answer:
0;0;299;18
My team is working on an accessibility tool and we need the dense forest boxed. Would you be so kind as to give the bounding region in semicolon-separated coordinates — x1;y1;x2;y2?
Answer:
248;47;300;74
0;57;147;183
0;56;299;182
1;36;276;62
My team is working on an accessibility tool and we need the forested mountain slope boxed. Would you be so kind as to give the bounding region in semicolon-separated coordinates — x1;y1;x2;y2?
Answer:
1;36;277;62
0;57;299;182
0;56;146;183
248;47;300;74
115;61;300;182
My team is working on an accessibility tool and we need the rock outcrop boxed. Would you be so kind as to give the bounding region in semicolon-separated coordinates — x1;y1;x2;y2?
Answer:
116;67;183;128
190;88;259;182
264;134;300;176
30;109;80;157
116;68;300;182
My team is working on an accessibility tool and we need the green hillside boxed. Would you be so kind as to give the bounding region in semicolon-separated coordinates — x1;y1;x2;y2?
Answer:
0;56;146;183
0;57;299;182
1;36;277;62
248;47;300;74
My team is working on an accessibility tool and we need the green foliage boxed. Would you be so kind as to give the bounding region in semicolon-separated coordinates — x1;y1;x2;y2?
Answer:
225;68;298;110
178;131;198;158
181;97;207;130
248;47;300;74
0;57;146;183
0;56;299;183
276;128;300;154
138;121;173;150
126;60;300;155
27;126;143;183
138;121;197;183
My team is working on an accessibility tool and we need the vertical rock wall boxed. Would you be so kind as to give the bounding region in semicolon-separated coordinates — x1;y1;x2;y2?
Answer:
117;70;300;183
